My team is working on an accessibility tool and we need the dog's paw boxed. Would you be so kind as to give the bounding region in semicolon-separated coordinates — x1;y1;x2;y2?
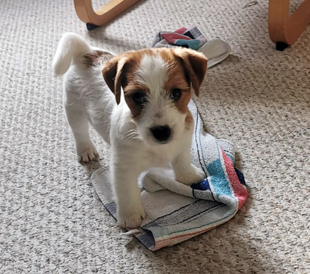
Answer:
117;203;146;229
176;165;205;185
76;142;99;163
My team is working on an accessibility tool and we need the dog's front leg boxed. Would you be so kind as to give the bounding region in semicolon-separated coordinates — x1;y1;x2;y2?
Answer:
172;148;205;185
112;159;146;228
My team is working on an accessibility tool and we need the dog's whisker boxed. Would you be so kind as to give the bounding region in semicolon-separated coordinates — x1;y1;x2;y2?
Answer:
125;130;142;141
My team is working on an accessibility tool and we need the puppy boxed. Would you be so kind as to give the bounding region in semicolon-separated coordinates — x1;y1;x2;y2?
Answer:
53;33;208;228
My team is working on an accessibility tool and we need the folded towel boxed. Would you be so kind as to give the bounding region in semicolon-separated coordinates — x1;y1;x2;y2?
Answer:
151;26;231;68
92;100;248;251
151;26;208;50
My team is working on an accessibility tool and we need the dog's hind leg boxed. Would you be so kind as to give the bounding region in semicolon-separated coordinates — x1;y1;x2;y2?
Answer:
64;88;99;163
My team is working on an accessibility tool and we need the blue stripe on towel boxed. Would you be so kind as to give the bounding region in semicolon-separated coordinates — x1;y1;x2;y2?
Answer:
207;159;232;196
191;178;211;190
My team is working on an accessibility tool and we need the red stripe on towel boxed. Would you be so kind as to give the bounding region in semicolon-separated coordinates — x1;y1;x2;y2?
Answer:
174;27;188;34
222;150;248;209
162;33;191;44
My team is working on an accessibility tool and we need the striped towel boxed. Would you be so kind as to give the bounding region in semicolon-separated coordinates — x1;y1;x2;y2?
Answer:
151;26;207;50
92;100;248;251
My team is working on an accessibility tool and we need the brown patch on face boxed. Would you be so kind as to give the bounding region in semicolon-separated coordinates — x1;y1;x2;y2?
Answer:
124;84;149;118
102;49;155;117
173;89;192;114
172;47;208;97
158;49;192;114
118;51;151;118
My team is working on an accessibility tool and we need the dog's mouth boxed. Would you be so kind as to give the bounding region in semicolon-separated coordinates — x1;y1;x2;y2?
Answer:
149;125;172;144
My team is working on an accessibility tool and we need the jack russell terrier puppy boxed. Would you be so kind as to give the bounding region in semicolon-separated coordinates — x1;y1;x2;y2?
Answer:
53;33;208;228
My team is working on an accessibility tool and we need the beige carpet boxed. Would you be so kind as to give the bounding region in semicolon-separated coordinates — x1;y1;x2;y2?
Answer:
1;0;310;273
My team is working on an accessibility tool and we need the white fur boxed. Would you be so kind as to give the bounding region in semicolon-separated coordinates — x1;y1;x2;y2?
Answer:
136;54;168;100
53;33;204;228
52;33;92;75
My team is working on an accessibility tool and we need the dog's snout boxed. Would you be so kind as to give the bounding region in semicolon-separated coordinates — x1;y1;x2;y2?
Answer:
150;125;171;143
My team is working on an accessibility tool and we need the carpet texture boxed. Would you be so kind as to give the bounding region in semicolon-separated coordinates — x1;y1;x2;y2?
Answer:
0;0;309;273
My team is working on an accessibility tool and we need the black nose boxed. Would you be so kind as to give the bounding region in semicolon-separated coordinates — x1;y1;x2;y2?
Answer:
150;125;171;143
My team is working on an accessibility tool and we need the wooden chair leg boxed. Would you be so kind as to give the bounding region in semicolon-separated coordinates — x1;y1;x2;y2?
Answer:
268;0;310;49
74;0;141;29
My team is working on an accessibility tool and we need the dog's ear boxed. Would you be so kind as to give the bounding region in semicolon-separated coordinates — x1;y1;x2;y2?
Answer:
174;48;208;97
102;56;129;104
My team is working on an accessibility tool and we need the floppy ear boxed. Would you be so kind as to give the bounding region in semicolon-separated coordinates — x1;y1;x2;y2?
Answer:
102;56;128;104
174;48;208;96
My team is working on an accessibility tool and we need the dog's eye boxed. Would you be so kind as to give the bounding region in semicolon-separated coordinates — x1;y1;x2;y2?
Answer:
132;92;147;105
171;88;182;102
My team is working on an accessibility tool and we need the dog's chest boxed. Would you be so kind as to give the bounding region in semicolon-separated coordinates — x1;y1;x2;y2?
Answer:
141;142;181;168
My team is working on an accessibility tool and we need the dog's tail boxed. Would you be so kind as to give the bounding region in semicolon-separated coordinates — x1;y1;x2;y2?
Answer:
52;32;92;76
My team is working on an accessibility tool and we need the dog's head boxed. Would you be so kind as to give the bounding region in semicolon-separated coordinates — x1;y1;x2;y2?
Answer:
102;48;208;145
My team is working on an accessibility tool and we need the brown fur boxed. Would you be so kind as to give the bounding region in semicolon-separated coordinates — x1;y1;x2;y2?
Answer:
159;49;192;114
102;51;149;105
83;50;114;67
121;52;151;118
124;83;149;118
172;47;208;97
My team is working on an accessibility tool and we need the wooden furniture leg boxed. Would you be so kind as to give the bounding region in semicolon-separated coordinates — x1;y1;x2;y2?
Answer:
74;0;141;30
268;0;310;50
